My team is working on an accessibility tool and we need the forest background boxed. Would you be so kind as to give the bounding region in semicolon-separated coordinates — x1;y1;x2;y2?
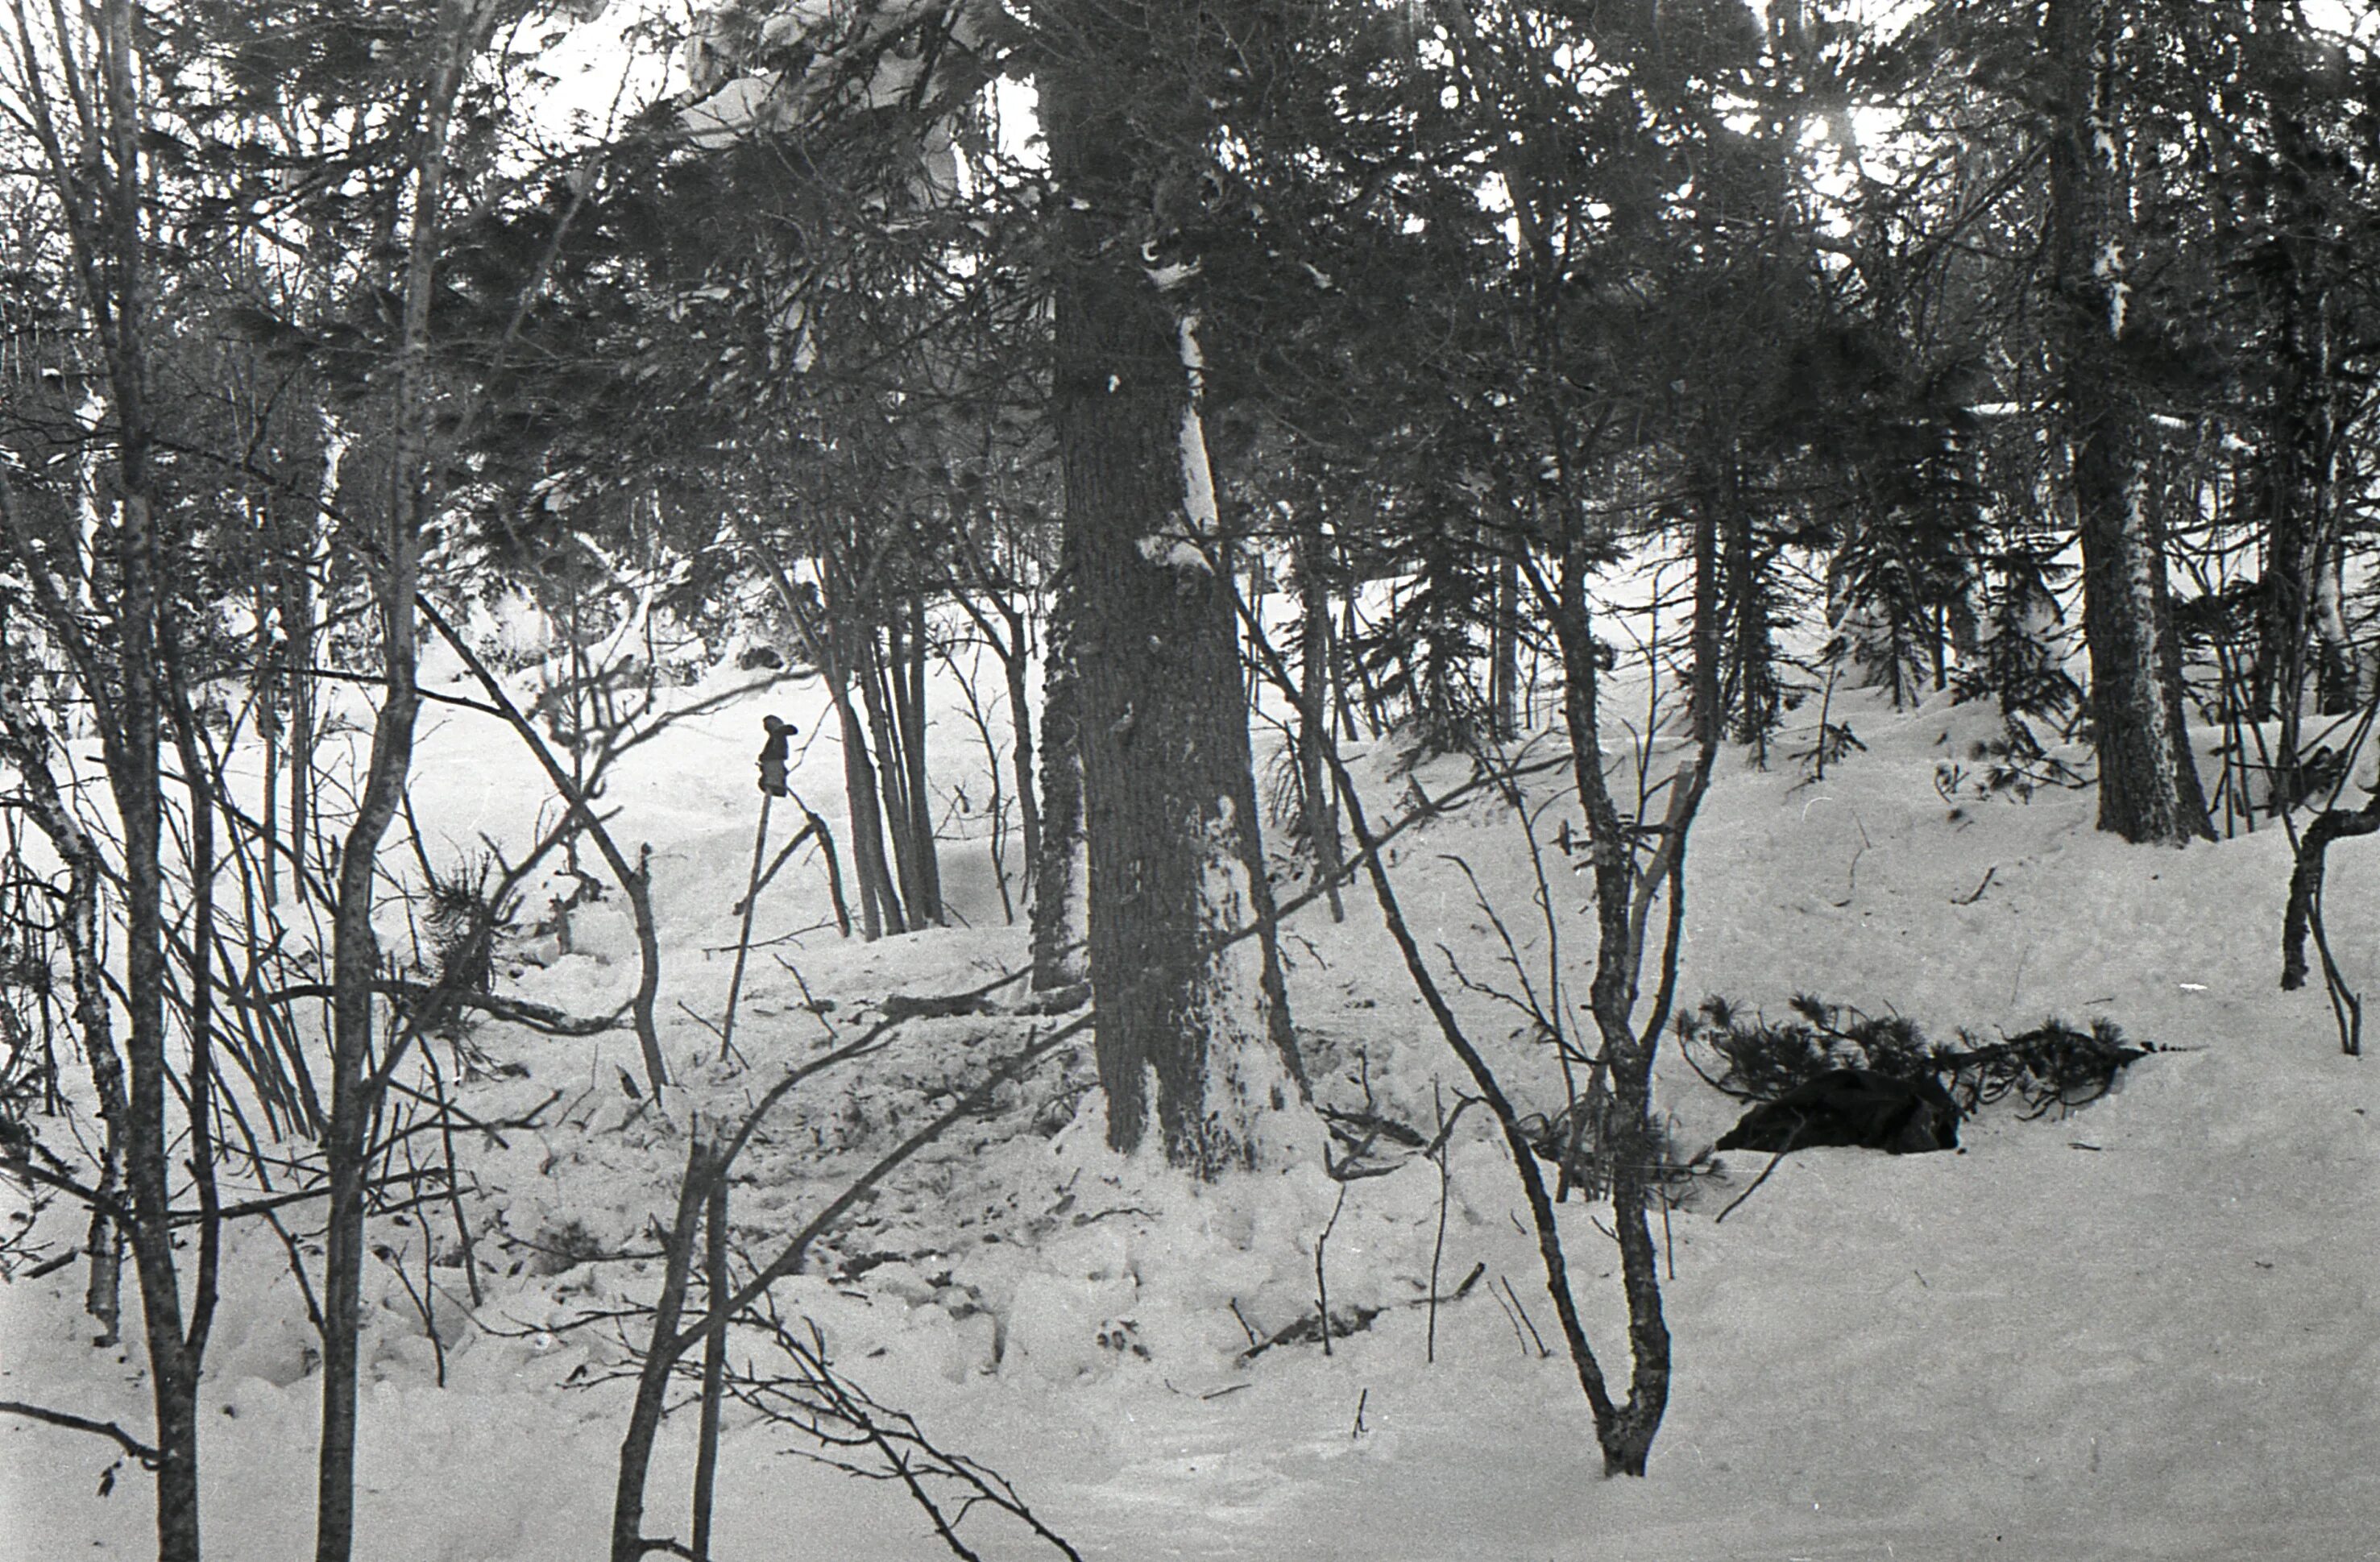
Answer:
1;0;2378;1559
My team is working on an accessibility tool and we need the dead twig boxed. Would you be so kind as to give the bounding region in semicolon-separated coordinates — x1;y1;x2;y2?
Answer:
0;1400;161;1467
1714;1146;1795;1226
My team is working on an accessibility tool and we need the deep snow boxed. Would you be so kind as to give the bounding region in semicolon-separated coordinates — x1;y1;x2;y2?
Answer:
3;635;2378;1562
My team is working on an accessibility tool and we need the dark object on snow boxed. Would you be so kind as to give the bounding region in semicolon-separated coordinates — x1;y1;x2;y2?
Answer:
877;990;996;1021
1715;1067;1962;1156
757;714;794;797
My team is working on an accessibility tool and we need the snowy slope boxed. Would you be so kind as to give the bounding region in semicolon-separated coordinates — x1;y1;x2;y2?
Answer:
3;654;2377;1562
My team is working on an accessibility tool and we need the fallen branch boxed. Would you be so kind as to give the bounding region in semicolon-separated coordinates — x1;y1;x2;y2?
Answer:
0;1400;162;1467
242;981;623;1037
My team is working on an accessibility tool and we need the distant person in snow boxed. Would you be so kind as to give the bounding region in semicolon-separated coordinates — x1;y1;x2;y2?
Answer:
757;715;794;798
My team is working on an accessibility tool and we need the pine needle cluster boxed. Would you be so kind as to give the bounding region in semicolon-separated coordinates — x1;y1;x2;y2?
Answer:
1681;993;2162;1120
417;853;516;1034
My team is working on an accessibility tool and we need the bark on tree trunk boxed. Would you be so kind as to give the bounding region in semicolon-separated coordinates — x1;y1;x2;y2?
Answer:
835;660;904;938
2249;0;2356;741
318;10;470;1554
6;2;208;1547
1690;502;1723;751
885;599;942;924
120;276;202;1562
122;278;194;1562
860;625;927;924
1552;537;1677;1477
1031;556;1088;992
257;563;281;906
2312;557;2355;715
1002;603;1040;890
610;1135;719;1562
1294;531;1345;922
1491;549;1521;740
1714;460;1775;754
2045;0;2212;845
1043;23;1305;1173
0;688;143;1414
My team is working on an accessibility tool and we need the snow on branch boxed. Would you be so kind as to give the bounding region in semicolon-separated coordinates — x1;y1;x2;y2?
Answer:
681;0;1014;148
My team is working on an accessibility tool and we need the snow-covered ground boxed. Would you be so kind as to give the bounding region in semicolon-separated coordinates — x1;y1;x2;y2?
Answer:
4;634;2378;1561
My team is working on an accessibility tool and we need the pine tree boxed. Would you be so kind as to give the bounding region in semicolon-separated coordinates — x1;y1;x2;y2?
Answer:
1038;0;1309;1172
2038;0;2212;842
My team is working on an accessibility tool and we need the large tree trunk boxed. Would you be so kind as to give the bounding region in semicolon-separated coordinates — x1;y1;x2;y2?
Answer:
1043;19;1305;1175
2045;0;2212;845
